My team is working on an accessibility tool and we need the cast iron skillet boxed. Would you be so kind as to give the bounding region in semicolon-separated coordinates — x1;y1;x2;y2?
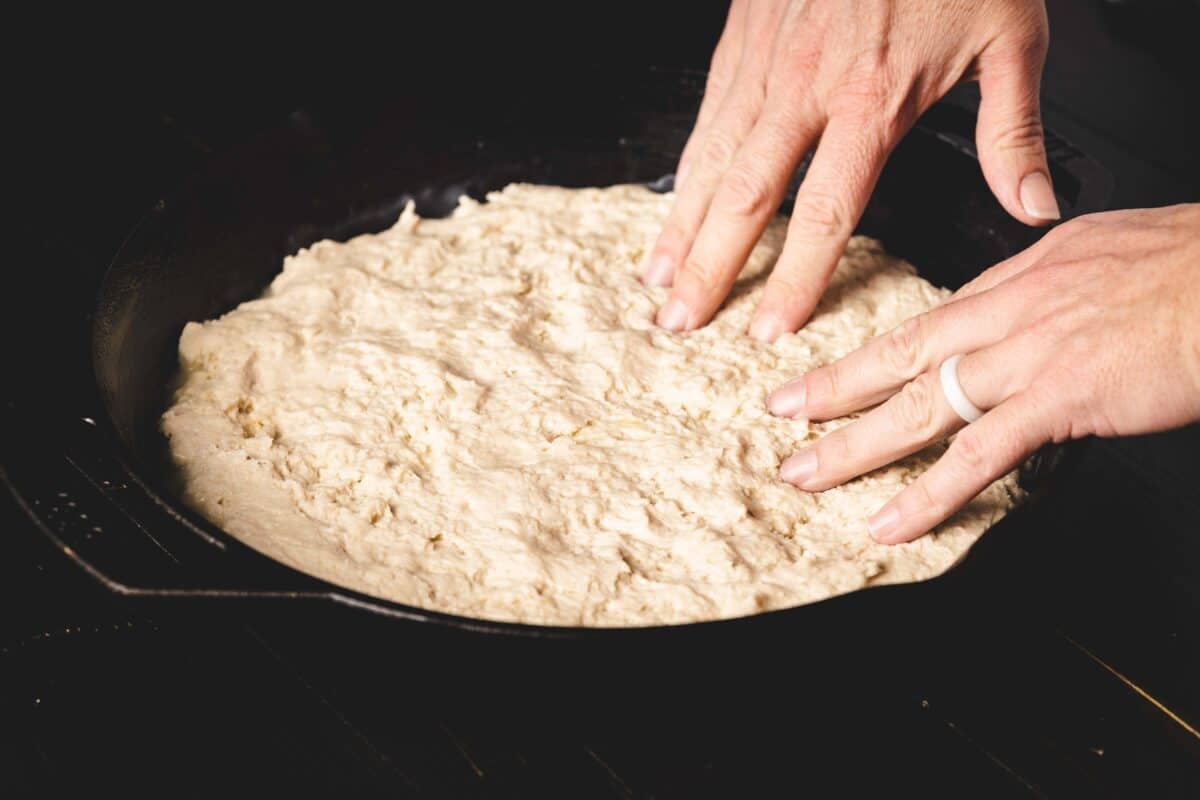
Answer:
7;69;1111;648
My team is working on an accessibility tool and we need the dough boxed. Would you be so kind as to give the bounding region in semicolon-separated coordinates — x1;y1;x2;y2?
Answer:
163;184;1020;626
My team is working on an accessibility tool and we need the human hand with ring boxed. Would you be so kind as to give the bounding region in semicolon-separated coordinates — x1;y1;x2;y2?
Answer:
766;204;1200;544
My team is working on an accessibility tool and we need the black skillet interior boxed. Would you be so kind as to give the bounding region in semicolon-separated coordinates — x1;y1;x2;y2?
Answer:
8;69;1111;658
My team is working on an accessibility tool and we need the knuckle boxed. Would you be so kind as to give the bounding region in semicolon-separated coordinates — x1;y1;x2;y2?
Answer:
890;375;937;435
833;75;889;118
681;255;724;290
778;36;822;84
1026;258;1083;296
911;478;942;516
821;429;854;470
948;430;991;477
654;222;691;259
835;61;913;130
1057;332;1098;372
756;106;805;145
1025;307;1071;344
700;130;740;172
807;361;841;409
990;116;1046;155
1034;220;1076;250
714;165;773;219
790;191;849;240
880;316;926;380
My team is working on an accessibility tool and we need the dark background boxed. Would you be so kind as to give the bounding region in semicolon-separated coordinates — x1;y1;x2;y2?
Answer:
4;1;1200;797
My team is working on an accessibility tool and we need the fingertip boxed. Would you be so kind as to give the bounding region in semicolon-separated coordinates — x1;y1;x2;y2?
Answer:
780;449;818;487
766;378;806;418
867;505;902;544
754;283;820;344
747;313;787;344
641;253;676;287
655;296;691;332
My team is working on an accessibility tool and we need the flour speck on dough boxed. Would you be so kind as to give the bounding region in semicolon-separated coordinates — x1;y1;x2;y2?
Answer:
162;184;1020;626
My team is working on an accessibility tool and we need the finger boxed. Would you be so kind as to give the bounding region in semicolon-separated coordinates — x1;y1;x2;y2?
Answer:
780;372;960;492
643;1;780;289
866;387;1055;544
768;273;1029;421
641;90;762;288
675;0;748;191
656;103;819;332
975;24;1058;225
747;113;891;341
779;329;1048;493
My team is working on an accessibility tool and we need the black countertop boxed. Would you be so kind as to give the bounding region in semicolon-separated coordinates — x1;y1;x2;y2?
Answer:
4;1;1199;796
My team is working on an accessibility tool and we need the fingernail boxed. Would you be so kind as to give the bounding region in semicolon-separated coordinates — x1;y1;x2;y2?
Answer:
780;450;818;486
656;296;691;331
641;253;675;287
1019;172;1061;221
868;506;901;543
748;313;786;343
767;379;806;418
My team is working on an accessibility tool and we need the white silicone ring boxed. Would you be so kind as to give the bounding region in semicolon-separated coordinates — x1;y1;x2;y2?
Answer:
940;354;985;424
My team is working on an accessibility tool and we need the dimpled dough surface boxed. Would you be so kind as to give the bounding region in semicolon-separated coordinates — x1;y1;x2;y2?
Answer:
163;184;1020;626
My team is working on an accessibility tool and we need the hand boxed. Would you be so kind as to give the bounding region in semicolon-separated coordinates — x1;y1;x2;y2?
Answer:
766;204;1200;544
643;0;1056;341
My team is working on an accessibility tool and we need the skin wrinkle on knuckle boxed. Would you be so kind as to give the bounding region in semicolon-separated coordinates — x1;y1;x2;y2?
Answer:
756;107;812;156
832;72;894;126
715;165;774;219
681;254;725;293
908;477;942;518
988;115;1046;155
699;129;741;173
790;190;847;240
881;316;925;380
948;430;992;481
740;68;770;107
890;375;937;436
780;33;824;84
806;362;840;411
815;428;854;477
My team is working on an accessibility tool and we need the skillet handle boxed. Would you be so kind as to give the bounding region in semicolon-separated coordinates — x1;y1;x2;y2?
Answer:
4;414;331;602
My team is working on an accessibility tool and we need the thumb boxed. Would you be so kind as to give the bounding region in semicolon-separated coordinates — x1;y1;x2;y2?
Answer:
975;35;1059;225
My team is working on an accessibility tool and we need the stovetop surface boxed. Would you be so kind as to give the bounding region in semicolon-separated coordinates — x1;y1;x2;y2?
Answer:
5;1;1199;796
